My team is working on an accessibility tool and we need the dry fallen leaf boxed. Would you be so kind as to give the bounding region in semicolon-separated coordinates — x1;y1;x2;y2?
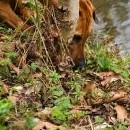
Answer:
98;72;115;79
8;63;20;75
8;95;19;104
71;105;92;111
35;109;51;119
101;76;119;87
114;105;127;121
83;81;96;94
98;72;120;87
109;91;128;102
0;81;9;94
33;121;66;130
33;73;42;78
0;35;6;41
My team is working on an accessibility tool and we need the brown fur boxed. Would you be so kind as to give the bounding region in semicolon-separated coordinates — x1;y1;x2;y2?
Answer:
0;0;57;31
69;0;96;68
0;0;30;30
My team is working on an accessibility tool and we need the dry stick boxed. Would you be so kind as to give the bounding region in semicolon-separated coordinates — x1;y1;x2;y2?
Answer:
35;6;67;92
49;7;68;54
38;8;55;71
32;71;51;105
34;0;42;53
76;116;87;129
31;17;55;70
17;27;35;68
27;17;53;71
3;26;34;71
42;8;58;53
33;0;55;70
88;115;94;130
40;6;62;69
17;22;36;68
40;7;68;90
15;105;18;116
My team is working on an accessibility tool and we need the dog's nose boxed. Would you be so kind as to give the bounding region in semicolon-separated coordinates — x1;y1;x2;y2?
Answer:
73;58;85;70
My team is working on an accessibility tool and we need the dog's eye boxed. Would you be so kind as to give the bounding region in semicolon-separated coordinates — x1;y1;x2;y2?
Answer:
72;34;82;43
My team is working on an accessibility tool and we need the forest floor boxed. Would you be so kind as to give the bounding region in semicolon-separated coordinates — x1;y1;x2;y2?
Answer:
0;3;130;130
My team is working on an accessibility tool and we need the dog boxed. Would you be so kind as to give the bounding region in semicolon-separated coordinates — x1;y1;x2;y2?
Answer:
69;0;98;69
0;0;57;30
0;0;97;69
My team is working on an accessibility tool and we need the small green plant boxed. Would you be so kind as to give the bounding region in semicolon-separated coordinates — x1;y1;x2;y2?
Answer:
86;42;130;83
68;110;86;124
0;99;13;116
0;124;6;130
0;99;13;129
54;96;71;110
0;58;11;66
51;107;67;123
30;62;39;71
50;96;71;123
67;80;81;95
67;78;83;104
0;51;18;79
4;51;17;60
0;58;11;79
0;23;12;34
49;70;61;84
95;116;104;124
26;117;39;130
114;121;129;130
4;36;12;43
18;65;32;82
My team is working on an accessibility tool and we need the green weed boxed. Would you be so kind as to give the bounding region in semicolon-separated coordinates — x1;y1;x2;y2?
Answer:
0;99;13;129
86;42;130;83
26;117;39;130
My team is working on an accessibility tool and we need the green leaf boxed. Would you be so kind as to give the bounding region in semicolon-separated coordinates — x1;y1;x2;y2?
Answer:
54;96;71;110
30;62;38;71
53;88;64;97
0;124;7;130
5;51;17;59
95;116;104;124
49;71;61;84
0;58;11;66
26;117;39;130
0;99;13;116
51;107;66;122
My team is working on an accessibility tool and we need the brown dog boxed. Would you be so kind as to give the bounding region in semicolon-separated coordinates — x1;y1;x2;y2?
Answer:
0;0;30;31
0;0;96;69
0;0;57;30
69;0;97;68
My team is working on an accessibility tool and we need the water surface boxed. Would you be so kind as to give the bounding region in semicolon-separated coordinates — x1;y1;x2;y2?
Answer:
93;0;130;55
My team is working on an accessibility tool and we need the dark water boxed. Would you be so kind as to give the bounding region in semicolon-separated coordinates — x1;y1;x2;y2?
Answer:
93;0;130;55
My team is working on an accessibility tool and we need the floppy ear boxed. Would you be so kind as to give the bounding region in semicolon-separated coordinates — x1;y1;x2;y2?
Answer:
93;10;99;24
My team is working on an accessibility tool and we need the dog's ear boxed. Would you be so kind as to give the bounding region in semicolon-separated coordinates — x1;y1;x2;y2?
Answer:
93;10;99;24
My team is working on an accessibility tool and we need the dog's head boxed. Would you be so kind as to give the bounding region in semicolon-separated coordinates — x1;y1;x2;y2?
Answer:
69;0;98;69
